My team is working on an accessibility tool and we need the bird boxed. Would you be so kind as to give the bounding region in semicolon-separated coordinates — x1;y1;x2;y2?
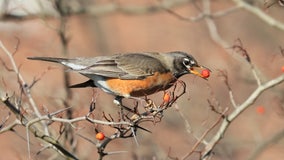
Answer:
27;51;208;100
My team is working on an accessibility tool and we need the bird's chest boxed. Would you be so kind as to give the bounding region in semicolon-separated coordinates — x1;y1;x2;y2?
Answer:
96;72;176;97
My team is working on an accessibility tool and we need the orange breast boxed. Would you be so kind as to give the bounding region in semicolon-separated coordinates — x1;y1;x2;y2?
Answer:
106;72;176;97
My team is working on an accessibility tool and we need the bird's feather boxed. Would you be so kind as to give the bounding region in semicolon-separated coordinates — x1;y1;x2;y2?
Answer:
28;52;170;80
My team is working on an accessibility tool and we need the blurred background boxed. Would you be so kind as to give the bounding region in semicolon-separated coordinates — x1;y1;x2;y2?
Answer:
0;0;284;159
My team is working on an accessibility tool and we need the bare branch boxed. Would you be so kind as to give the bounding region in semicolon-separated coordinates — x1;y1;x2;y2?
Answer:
232;0;284;31
202;74;284;159
175;104;192;135
165;5;241;22
0;119;21;133
0;0;193;21
27;113;132;128
0;57;13;71
183;107;229;160
0;95;78;159
217;70;237;108
230;39;262;86
0;41;44;122
0;112;11;129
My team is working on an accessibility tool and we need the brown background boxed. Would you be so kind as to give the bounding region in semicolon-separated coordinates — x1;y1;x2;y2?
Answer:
0;0;284;160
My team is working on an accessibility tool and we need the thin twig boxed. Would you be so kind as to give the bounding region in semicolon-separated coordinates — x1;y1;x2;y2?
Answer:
182;107;229;160
232;0;284;31
202;74;284;159
217;70;238;108
0;41;49;134
0;0;193;20
1;95;78;160
0;119;21;133
174;104;192;135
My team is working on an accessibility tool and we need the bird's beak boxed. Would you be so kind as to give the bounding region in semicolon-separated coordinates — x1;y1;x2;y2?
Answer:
189;65;211;79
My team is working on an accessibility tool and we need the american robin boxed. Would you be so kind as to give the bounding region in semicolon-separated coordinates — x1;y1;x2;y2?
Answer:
28;51;208;99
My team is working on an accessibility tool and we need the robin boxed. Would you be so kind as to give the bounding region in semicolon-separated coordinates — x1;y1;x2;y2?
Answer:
28;51;208;100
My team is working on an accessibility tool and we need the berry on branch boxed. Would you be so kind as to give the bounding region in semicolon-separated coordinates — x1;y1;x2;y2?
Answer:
96;132;105;141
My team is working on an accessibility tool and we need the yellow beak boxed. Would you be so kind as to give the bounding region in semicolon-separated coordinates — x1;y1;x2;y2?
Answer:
189;66;211;79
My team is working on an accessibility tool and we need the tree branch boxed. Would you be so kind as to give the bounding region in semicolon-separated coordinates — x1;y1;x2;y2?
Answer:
202;74;284;159
232;0;284;31
0;0;193;20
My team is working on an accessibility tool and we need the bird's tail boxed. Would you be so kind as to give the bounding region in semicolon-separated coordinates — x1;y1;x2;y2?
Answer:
27;57;69;64
69;79;96;88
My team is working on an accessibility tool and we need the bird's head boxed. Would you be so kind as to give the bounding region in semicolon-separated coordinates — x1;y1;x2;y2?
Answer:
167;51;210;79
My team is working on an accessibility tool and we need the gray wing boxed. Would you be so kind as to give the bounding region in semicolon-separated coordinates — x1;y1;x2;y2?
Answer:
28;53;169;80
77;53;170;79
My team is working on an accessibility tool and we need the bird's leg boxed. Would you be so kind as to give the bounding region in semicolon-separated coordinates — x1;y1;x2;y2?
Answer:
113;96;123;106
113;96;134;113
114;96;125;121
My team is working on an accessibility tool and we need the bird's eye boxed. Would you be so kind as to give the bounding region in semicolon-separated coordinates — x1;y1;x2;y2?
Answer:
183;58;191;66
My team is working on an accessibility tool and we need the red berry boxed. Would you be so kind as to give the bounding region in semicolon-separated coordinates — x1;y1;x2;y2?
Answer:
163;92;171;103
201;69;210;78
96;132;105;140
256;106;265;115
281;66;284;72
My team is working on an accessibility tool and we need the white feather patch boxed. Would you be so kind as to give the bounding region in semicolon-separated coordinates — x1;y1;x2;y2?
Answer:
62;62;86;70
